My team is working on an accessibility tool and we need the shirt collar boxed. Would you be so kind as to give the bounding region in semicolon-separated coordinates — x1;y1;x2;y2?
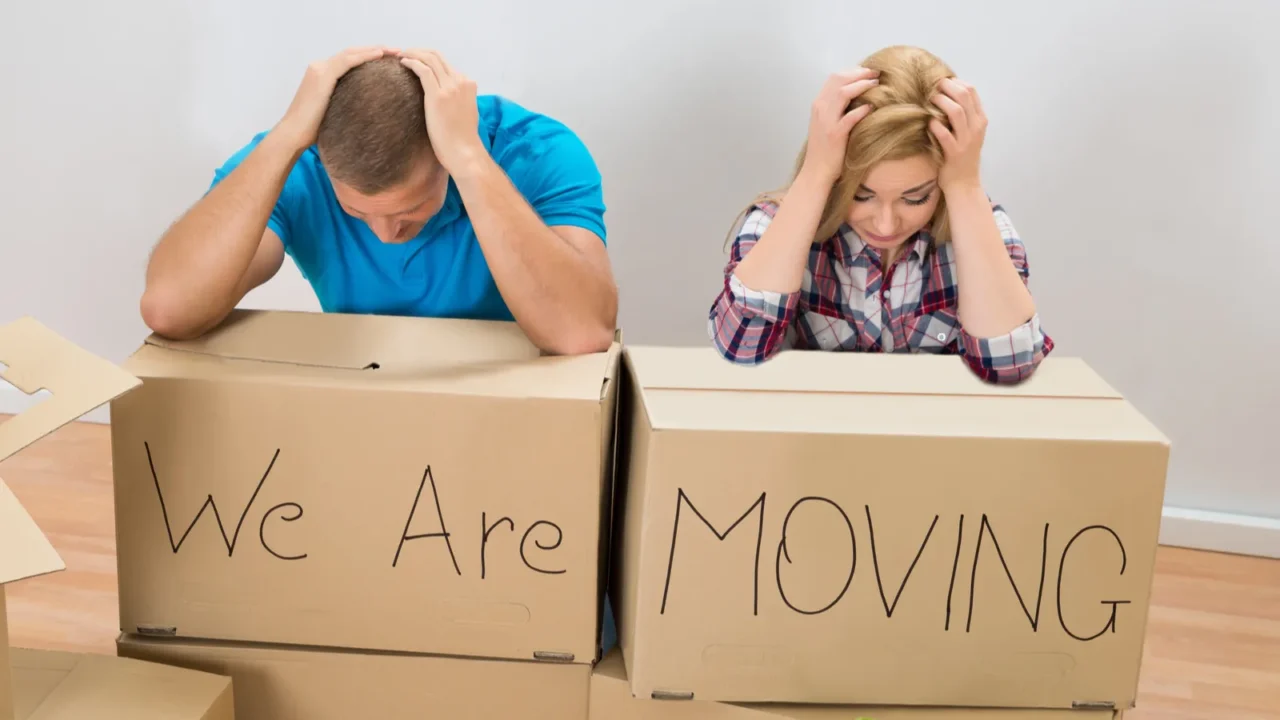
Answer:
832;224;933;268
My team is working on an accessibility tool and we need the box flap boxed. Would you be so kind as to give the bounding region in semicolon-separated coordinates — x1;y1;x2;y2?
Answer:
144;309;542;370
0;317;142;463
0;478;63;586
594;646;629;682
13;649;234;720
625;347;1122;400
133;309;615;401
9;649;80;720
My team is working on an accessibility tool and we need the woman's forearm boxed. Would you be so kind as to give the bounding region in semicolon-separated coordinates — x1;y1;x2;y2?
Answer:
946;183;1037;337
730;168;832;293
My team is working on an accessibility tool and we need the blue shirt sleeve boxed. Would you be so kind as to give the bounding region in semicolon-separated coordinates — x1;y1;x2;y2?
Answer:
494;117;608;245
209;131;295;249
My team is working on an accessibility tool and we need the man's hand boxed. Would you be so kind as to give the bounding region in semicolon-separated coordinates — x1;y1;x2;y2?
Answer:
275;45;398;151
399;49;486;177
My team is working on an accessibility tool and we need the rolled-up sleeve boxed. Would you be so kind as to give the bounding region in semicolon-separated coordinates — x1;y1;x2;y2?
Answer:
956;206;1054;384
959;313;1052;383
707;207;799;364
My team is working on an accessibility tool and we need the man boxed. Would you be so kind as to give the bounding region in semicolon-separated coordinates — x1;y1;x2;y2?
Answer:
141;46;618;355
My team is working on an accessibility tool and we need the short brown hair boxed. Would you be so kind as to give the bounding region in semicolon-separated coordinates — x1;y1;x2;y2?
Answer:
316;57;430;194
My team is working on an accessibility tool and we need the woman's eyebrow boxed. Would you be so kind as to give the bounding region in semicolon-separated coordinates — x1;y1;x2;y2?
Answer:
858;180;937;196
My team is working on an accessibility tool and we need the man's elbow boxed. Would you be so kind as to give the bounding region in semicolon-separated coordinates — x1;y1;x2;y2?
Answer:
139;288;206;341
540;320;616;356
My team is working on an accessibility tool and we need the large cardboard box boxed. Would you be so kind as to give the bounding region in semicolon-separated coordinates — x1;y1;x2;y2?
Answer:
590;649;1124;719
611;347;1169;710
0;316;234;720
117;633;590;720
110;309;621;664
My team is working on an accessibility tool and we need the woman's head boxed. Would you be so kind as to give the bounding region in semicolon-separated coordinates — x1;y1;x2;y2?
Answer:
755;46;957;251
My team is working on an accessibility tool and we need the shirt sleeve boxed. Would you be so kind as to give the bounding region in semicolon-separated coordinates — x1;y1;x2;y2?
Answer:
498;119;607;245
208;131;295;249
955;205;1054;384
707;205;801;364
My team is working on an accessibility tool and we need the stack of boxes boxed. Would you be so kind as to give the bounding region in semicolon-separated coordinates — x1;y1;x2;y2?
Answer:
0;317;233;719
108;309;623;718
4;308;1173;718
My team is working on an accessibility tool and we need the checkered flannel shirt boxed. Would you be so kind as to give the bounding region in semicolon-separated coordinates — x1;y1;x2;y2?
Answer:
707;200;1053;384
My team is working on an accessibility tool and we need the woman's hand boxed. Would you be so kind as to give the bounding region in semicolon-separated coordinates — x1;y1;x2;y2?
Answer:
799;68;880;186
930;78;987;193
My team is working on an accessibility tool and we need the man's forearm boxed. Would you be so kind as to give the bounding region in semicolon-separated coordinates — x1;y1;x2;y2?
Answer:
143;132;301;337
451;156;617;354
946;183;1037;337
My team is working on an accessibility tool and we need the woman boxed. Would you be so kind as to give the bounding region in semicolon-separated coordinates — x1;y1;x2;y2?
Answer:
707;45;1051;384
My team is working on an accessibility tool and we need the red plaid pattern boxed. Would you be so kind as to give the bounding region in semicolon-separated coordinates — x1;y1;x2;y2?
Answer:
707;200;1053;384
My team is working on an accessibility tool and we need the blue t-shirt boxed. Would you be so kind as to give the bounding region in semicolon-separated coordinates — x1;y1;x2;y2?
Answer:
210;95;607;322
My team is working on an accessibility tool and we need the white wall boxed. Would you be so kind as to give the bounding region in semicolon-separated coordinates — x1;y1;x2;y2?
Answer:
2;1;1277;552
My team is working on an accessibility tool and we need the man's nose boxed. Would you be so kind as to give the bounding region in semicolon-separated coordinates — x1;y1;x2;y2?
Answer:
369;218;398;243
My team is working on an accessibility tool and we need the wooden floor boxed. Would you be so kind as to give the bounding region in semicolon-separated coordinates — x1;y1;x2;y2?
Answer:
2;418;1278;719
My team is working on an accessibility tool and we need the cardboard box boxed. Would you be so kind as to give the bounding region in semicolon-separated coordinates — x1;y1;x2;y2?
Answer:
0;316;234;720
9;649;234;720
109;309;620;664
611;347;1169;709
117;633;590;720
589;649;1123;719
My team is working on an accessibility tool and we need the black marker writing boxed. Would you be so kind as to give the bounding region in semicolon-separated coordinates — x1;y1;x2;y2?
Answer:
393;466;461;575
866;506;937;618
260;503;307;560
1057;525;1130;641
146;442;288;558
967;515;1048;633
520;521;567;575
945;514;965;631
481;513;515;580
776;497;855;615
662;489;766;615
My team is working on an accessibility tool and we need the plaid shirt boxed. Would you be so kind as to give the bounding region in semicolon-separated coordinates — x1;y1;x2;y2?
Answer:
707;200;1052;384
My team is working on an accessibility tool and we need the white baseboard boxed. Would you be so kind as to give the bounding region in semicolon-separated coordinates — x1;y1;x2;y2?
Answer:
1159;506;1280;559
2;385;1277;559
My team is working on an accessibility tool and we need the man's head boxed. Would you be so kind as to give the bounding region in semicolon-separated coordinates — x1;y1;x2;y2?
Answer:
317;57;448;244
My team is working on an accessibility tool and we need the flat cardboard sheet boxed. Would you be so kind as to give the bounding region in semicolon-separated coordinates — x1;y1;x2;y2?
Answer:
590;649;1121;719
112;309;621;663
612;347;1169;709
0;317;146;720
0;482;61;603
0;316;142;463
117;633;591;720
0;316;144;589
10;648;233;720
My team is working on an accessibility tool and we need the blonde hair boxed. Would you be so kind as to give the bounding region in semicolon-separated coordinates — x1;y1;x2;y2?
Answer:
731;46;957;247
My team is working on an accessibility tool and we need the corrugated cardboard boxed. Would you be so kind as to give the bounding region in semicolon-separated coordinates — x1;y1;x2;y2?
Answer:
589;649;1122;719
0;317;233;720
110;309;621;664
10;648;234;720
611;347;1169;709
117;632;590;720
